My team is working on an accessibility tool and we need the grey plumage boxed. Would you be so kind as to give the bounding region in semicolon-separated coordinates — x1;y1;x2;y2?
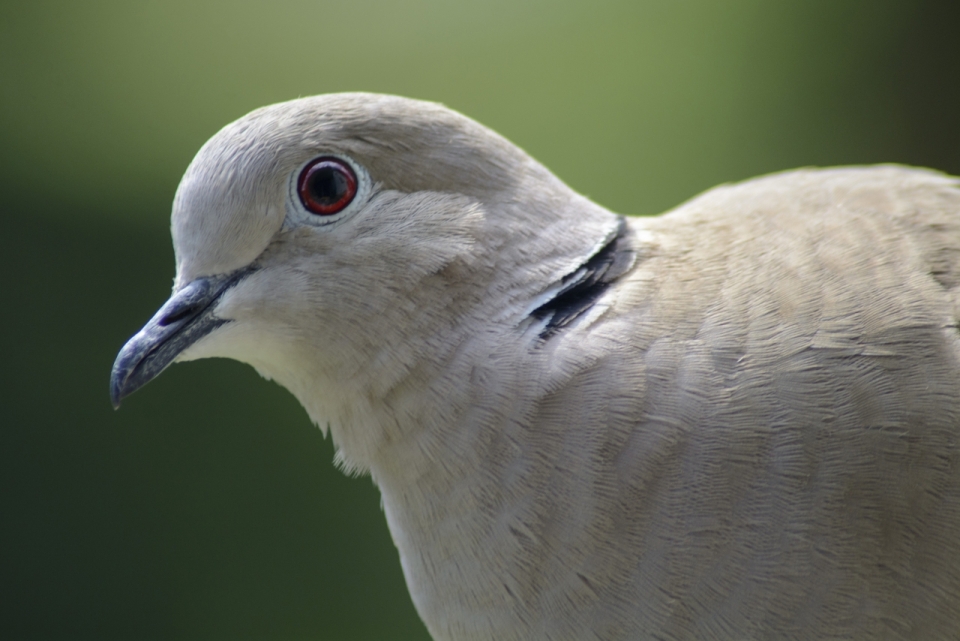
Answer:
111;93;960;640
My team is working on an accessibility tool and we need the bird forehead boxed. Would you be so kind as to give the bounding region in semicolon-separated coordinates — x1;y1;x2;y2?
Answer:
169;93;532;284
167;100;368;282
170;130;292;284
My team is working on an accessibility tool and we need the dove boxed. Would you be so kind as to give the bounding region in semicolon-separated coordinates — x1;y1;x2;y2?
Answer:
110;93;960;640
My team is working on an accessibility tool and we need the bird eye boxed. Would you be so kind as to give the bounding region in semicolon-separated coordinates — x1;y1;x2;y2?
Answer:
297;157;358;216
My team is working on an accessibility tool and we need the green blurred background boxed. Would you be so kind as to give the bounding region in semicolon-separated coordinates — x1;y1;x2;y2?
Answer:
1;1;958;639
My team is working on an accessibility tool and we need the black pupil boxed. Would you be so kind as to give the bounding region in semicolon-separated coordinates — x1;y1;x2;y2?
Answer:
309;166;347;205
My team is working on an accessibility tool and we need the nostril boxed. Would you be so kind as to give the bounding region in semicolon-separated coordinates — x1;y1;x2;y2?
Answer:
159;303;201;327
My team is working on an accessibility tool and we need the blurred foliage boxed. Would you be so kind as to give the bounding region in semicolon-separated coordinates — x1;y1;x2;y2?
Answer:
0;0;957;639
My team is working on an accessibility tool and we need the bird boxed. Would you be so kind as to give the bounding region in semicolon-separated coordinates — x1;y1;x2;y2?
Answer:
110;93;960;640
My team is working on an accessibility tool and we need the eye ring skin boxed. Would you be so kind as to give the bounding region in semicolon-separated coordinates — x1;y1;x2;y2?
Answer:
285;153;372;229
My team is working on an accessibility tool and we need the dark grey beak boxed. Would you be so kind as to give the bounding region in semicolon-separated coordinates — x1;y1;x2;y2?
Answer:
109;269;253;408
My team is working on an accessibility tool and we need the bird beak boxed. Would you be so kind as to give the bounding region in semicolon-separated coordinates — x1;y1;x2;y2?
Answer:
109;268;254;408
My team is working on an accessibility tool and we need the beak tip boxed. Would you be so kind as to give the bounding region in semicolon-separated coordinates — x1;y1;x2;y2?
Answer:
109;367;126;410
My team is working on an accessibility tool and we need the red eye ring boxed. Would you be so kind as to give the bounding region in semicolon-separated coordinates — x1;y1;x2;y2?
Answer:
297;157;358;216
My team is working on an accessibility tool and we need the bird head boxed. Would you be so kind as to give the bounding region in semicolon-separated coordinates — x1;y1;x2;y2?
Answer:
110;93;620;468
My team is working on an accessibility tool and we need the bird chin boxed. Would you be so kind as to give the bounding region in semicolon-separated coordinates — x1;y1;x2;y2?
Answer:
176;321;303;389
174;320;252;364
